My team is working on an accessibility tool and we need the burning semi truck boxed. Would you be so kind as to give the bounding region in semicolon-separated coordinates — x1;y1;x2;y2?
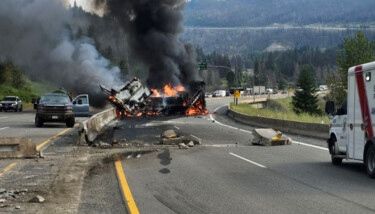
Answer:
100;78;208;118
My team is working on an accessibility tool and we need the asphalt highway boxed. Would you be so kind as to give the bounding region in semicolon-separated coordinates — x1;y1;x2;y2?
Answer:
0;110;88;145
79;97;375;214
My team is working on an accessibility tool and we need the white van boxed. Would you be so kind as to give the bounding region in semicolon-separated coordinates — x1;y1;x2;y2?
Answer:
213;90;226;97
326;61;375;178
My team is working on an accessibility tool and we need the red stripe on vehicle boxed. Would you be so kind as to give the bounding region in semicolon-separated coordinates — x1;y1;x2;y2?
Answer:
355;66;374;138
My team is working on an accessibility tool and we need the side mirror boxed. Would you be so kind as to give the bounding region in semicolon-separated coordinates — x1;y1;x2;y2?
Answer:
33;97;40;110
73;101;76;105
325;101;335;115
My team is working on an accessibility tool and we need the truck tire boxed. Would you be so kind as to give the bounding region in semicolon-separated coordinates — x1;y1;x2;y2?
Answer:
35;116;44;127
332;156;343;166
329;136;342;165
365;144;375;178
66;118;75;128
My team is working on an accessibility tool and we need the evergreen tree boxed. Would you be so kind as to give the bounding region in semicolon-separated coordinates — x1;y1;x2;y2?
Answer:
292;65;321;115
337;32;374;88
226;71;235;87
332;32;375;105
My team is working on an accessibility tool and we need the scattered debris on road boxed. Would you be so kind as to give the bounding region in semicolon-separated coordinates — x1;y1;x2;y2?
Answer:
29;195;45;203
160;129;200;148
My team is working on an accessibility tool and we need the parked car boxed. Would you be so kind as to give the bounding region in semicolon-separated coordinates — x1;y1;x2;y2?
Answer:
213;90;226;97
205;92;213;98
0;96;23;112
35;93;75;127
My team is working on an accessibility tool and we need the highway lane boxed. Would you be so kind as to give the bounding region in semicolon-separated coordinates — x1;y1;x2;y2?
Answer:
121;121;375;213
0;111;88;144
100;97;375;214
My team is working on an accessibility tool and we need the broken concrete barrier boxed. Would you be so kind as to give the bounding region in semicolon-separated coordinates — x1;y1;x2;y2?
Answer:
78;108;117;144
0;138;38;159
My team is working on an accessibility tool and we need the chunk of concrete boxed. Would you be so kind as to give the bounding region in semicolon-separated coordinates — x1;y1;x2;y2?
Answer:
161;130;178;139
252;129;291;146
0;138;38;159
29;195;45;203
178;143;189;149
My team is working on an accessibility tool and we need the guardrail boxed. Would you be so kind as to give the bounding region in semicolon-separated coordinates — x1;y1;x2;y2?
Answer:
79;108;117;144
227;108;329;140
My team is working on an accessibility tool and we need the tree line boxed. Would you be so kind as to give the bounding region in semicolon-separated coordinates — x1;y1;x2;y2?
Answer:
196;45;337;90
0;61;26;88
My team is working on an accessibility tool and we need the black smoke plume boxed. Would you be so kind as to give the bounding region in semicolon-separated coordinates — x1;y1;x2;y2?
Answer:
94;0;202;89
0;0;122;107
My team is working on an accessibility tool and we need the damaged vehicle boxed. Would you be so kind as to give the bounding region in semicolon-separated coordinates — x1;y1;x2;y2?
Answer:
101;78;208;118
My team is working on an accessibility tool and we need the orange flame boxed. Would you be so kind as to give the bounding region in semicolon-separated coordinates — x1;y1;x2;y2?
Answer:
151;89;161;97
163;84;177;97
151;84;185;97
185;100;208;116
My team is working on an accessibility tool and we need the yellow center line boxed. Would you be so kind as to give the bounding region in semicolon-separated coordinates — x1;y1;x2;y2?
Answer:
114;160;140;214
0;161;18;177
36;128;71;152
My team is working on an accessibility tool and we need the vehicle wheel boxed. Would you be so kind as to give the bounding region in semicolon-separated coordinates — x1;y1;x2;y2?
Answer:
329;137;342;166
19;105;23;112
35;116;44;127
365;144;375;178
66;118;75;128
331;156;343;166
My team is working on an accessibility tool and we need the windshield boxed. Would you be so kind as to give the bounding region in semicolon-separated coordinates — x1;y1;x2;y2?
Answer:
2;97;16;101
40;95;70;104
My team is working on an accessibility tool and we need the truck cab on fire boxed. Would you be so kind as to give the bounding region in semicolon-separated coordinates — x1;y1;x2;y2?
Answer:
326;61;375;178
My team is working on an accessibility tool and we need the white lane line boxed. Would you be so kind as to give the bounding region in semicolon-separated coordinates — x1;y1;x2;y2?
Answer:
211;105;328;152
293;141;328;151
209;114;252;134
174;126;180;130
0;127;9;132
229;152;267;168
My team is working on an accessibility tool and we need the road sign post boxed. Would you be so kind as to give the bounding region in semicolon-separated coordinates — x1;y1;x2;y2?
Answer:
234;90;240;105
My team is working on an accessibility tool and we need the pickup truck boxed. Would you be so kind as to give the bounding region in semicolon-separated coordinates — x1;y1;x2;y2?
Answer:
35;93;75;127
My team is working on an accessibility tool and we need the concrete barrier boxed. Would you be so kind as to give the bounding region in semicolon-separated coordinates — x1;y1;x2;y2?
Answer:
227;109;329;140
0;138;38;159
79;108;117;144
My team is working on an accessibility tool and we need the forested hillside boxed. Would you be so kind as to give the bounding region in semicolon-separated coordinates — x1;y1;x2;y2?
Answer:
185;0;375;27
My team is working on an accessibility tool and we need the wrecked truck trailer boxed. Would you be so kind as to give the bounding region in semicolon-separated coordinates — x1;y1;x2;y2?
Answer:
100;78;152;116
100;78;208;117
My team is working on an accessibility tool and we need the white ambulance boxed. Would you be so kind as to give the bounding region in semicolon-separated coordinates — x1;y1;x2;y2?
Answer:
326;61;375;178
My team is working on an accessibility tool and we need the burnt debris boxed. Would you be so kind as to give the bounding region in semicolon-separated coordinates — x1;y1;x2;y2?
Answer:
101;78;208;117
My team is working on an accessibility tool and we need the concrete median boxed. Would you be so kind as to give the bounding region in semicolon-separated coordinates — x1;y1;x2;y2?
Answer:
227;109;329;139
78;108;117;144
0;138;38;159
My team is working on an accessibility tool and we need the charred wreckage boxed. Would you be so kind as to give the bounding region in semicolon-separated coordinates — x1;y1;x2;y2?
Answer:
100;78;208;118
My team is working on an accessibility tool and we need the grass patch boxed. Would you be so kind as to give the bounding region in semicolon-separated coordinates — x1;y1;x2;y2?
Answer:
231;97;330;124
0;80;55;103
